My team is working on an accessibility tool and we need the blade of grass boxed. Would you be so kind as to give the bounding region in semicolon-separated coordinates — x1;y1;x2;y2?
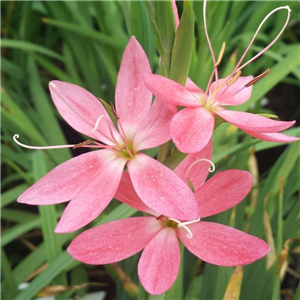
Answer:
1;39;64;61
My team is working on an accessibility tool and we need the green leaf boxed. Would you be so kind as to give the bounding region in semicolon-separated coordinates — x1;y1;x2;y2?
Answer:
14;252;77;300
170;1;194;85
238;45;300;111
32;151;67;285
1;39;64;61
42;18;127;49
1;183;29;208
1;248;18;299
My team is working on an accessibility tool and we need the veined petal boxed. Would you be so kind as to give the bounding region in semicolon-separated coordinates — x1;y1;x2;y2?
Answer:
195;170;252;218
115;37;152;137
179;222;270;266
115;172;158;216
133;99;174;151
216;110;296;133
49;81;117;145
243;130;299;143
55;150;127;233
143;73;199;107
18;151;104;205
174;139;212;190
211;76;253;106
68;217;163;264
138;227;180;295
171;107;214;153
128;153;199;220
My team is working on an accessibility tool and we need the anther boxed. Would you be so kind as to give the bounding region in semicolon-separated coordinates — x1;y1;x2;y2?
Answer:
214;42;226;67
120;144;133;158
110;102;119;120
227;71;242;87
244;68;271;87
73;140;93;149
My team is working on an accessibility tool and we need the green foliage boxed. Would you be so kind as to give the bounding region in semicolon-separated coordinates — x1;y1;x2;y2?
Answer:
1;1;299;300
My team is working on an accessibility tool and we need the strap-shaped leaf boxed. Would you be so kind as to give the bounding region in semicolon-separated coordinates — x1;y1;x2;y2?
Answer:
170;1;194;85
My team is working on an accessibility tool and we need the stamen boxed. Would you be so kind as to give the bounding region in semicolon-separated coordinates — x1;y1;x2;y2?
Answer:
110;102;119;120
214;42;226;67
185;158;216;180
117;120;127;143
244;68;271;87
13;134;75;150
227;71;242;87
73;140;92;149
92;115;121;146
120;145;133;158
169;218;201;239
203;0;219;91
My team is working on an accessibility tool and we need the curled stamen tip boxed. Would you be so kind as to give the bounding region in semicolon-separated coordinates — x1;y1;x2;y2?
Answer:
284;6;291;12
49;82;57;89
13;134;20;141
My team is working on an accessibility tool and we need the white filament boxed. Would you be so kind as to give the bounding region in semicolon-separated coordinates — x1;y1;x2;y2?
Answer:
13;134;75;150
92;115;105;132
235;6;291;73
185;158;215;181
169;218;201;239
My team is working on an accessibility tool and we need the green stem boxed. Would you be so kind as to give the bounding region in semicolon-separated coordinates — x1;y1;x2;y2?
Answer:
157;140;173;162
165;242;184;300
138;280;148;300
149;293;165;300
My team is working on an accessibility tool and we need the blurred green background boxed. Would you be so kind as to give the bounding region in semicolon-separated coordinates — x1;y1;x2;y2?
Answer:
1;1;299;300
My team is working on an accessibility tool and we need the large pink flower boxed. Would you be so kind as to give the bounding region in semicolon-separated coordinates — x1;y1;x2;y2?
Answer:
17;37;199;232
68;143;270;295
143;2;298;153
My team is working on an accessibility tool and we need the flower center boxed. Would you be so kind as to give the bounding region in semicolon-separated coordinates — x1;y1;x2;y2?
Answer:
169;218;201;239
157;216;201;239
92;115;136;159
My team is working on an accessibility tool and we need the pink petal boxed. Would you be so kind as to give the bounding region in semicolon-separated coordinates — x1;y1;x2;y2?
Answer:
216;110;296;133
179;222;270;266
185;78;205;95
18;151;105;205
210;76;253;106
138;227;180;295
54;150;127;233
172;0;179;28
243;130;299;143
195;170;252;218
127;153;199;220
68;217;163;264
171;107;214;153
115;37;152;138
174;139;212;190
143;73;199;107
115;172;158;216
49;81;118;145
133;99;174;151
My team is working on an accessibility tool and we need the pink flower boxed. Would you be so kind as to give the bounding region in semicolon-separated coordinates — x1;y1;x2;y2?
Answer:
16;37;199;233
144;3;298;153
68;142;270;295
